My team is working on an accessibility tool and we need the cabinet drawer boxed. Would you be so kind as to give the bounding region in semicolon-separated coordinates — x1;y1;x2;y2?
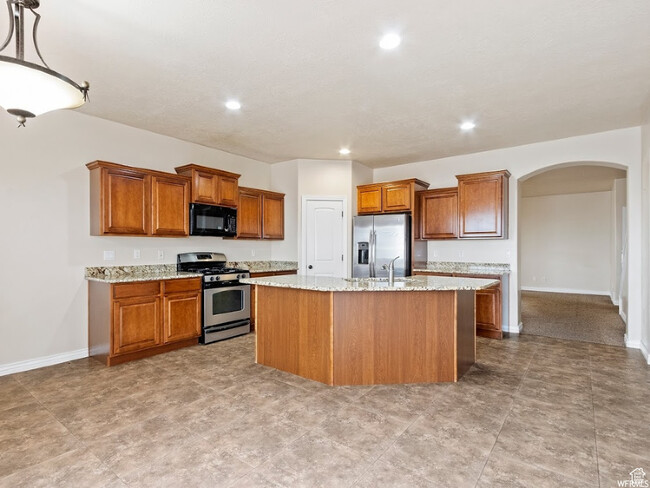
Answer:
113;281;160;299
163;278;202;294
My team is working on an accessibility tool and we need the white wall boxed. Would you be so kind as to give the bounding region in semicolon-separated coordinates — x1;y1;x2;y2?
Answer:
373;128;643;348
0;110;274;371
270;160;299;261
610;178;627;306
520;191;612;294
641;114;650;362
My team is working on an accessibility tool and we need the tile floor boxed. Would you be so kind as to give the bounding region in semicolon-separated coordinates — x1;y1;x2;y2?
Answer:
1;333;649;487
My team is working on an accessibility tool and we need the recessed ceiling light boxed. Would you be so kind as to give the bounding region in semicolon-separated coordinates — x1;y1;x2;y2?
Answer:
379;33;401;50
225;100;241;110
339;148;351;155
460;121;476;131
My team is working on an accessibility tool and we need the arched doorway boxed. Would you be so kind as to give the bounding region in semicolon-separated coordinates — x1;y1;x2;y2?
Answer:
517;162;628;346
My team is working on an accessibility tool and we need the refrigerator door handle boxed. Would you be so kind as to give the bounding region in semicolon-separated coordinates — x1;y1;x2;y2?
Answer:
369;230;376;277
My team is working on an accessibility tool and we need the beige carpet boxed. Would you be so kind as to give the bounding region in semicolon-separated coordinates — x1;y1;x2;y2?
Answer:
521;291;626;347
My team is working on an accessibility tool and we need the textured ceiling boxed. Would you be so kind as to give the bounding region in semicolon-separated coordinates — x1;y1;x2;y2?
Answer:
7;0;650;167
521;166;627;197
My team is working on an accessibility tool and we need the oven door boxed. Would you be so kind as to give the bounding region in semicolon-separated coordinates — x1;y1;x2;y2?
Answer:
203;284;250;328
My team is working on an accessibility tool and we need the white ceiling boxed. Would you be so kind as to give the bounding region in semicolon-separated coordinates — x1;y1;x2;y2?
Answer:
8;0;650;168
521;165;627;197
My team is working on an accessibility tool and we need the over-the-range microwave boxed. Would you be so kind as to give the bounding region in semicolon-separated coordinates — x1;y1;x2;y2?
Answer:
189;203;237;237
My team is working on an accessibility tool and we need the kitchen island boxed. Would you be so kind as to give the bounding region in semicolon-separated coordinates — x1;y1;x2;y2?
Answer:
240;274;498;386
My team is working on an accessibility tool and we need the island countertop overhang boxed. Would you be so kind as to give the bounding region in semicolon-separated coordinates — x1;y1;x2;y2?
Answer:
240;274;499;291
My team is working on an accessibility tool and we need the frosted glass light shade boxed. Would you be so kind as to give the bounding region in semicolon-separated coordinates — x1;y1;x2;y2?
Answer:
0;56;86;118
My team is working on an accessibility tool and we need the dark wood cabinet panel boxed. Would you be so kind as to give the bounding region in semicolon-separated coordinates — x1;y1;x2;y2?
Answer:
175;164;240;207
218;175;239;207
103;167;150;235
236;187;284;240
151;175;190;236
90;277;201;366
262;193;284;240
237;190;263;238
249;270;298;330
420;187;458;239
382;183;412;212
163;291;201;343
357;179;429;215
358;185;383;214
457;170;510;239
112;295;161;355
88;161;190;237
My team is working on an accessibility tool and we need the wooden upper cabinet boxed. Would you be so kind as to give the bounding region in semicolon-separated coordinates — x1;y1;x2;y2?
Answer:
262;192;284;240
357;179;429;215
237;188;263;238
174;164;240;207
87;161;190;237
382;183;412;212
456;170;510;239
236;187;284;240
151;175;190;236
358;185;383;214
102;166;150;235
420;187;458;239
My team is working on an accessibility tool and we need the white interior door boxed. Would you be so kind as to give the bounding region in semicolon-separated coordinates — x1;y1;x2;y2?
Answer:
303;198;346;277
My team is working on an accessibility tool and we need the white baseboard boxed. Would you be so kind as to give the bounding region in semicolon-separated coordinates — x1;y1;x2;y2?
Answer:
619;310;627;324
504;322;522;334
639;341;649;365
521;286;610;296
0;348;89;377
609;292;619;306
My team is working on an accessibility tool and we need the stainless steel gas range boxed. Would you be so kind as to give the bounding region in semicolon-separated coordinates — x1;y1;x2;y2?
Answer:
177;252;250;344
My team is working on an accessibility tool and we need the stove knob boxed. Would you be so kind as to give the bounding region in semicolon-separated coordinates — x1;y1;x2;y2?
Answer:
215;276;221;281
238;274;244;279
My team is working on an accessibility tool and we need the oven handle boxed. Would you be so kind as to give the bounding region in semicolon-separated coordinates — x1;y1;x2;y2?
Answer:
204;319;251;333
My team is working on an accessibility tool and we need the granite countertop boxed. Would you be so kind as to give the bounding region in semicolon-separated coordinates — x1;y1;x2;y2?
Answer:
228;260;298;273
85;264;202;283
413;261;511;275
241;274;499;292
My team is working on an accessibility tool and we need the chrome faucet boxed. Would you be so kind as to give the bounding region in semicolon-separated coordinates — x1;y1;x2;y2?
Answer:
382;256;400;285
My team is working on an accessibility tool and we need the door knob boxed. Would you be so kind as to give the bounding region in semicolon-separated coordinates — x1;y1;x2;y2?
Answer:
308;265;313;269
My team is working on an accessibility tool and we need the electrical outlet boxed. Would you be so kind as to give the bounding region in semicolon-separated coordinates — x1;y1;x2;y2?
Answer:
103;250;115;261
433;250;439;258
157;250;164;260
532;276;537;282
458;250;464;258
506;250;511;258
251;249;256;257
133;249;141;259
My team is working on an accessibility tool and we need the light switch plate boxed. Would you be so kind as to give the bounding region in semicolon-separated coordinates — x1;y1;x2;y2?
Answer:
103;250;115;261
133;249;141;259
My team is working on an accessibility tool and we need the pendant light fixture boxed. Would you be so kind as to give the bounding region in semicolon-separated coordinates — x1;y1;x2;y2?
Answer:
0;0;89;126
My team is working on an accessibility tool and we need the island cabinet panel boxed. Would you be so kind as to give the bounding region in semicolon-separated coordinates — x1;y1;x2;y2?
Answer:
235;187;285;240
89;277;201;366
332;291;457;385
174;163;241;207
255;287;333;385
87;161;190;237
254;285;475;385
151;175;190;236
420;187;458;239
457;170;510;239
249;270;297;330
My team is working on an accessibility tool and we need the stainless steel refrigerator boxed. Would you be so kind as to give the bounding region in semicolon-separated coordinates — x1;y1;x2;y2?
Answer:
352;213;411;278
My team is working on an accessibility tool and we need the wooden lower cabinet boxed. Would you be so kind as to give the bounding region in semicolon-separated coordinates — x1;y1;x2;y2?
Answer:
249;270;297;330
89;277;201;365
414;271;503;339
